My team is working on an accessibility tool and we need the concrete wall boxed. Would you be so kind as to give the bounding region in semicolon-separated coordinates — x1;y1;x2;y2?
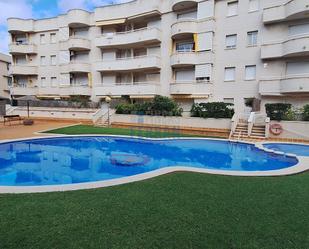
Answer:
7;106;97;120
269;120;309;140
111;114;231;130
0;53;11;98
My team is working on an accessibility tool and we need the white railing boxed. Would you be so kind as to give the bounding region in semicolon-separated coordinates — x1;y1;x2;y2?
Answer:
101;81;160;86
98;27;160;38
171;80;212;84
229;113;239;139
247;112;270;137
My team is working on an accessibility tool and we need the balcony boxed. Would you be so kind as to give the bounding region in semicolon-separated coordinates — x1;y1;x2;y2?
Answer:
259;75;309;96
172;0;198;11
8;19;34;33
11;86;38;96
95;55;161;72
171;19;215;40
94;82;160;96
9;43;37;54
38;86;91;96
171;20;197;38
261;35;309;59
60;37;91;51
10;65;38;75
95;28;161;48
60;62;91;73
67;9;90;27
263;0;309;24
170;80;213;95
170;51;213;67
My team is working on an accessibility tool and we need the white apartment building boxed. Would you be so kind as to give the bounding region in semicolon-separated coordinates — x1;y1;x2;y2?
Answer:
7;0;309;113
0;53;11;98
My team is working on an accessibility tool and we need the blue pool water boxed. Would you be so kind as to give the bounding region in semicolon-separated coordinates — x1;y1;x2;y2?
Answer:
264;143;309;157
0;137;298;186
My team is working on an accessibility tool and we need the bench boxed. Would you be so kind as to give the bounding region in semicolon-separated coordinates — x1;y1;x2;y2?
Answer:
3;115;24;125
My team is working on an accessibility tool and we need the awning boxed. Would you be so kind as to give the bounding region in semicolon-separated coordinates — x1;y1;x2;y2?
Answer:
96;18;126;26
127;10;161;21
36;95;61;99
130;95;155;99
171;94;209;99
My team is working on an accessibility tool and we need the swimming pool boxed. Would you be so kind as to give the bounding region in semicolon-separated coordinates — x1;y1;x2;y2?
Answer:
0;136;298;187
263;143;309;157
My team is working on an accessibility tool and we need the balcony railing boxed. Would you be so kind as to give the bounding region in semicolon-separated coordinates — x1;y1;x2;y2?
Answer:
259;74;309;95
95;27;161;48
95;55;161;71
170;80;213;95
9;42;37;54
94;81;160;96
263;0;309;24
261;34;309;59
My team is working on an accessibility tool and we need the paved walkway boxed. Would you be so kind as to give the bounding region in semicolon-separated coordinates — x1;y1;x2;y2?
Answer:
0;120;77;140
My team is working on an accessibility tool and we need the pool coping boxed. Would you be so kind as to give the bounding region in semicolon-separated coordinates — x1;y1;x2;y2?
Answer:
0;135;308;194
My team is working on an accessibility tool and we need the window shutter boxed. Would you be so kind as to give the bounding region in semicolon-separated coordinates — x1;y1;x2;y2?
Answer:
195;64;212;79
197;32;213;51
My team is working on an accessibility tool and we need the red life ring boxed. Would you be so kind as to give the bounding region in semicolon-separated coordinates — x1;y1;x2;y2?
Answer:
270;123;283;135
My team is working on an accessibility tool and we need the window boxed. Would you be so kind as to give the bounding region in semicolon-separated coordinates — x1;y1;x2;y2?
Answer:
227;1;238;17
249;0;259;12
40;56;46;66
40;34;46;44
50;55;57;66
224;98;234;104
41;77;47;87
51;77;57;87
224;67;236;81
286;61;309;75
247;31;258;46
50;33;56;43
226;34;237;49
7;77;12;86
245;65;256;80
289;23;309;37
176;42;195;52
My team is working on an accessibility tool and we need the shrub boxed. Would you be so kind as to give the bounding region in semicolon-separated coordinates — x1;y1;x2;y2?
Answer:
303;104;309;121
191;102;235;119
115;103;134;114
265;103;292;121
115;95;183;116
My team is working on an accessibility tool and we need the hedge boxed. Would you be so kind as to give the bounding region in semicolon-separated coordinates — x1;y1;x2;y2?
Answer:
265;103;292;121
115;95;183;116
191;102;235;119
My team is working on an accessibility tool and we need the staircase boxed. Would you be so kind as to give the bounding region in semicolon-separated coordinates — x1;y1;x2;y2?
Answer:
250;124;266;139
92;106;115;127
229;112;270;140
231;122;249;139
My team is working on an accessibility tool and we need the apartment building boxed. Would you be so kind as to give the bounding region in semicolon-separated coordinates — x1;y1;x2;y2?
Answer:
7;0;309;113
0;53;11;98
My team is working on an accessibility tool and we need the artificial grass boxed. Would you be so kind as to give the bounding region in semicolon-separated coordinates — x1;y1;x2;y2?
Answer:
0;172;309;249
44;124;209;138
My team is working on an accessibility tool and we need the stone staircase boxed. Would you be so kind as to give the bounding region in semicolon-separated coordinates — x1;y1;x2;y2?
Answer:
231;122;249;139
250;124;266;139
230;112;269;140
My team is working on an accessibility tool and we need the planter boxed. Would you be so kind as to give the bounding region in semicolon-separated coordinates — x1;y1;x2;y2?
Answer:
23;119;34;126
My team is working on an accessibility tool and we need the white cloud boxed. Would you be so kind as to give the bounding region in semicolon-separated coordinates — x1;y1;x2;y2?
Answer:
57;0;132;12
0;0;33;26
0;29;9;54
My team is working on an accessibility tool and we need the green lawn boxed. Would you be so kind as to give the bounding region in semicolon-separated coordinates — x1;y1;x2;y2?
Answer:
1;172;308;249
44;124;208;138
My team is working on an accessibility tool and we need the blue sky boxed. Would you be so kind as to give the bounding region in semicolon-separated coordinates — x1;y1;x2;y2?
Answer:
0;0;131;53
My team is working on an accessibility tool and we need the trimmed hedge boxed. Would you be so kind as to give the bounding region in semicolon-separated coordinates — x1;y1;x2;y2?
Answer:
265;103;292;121
191;102;235;119
303;104;309;121
115;95;183;116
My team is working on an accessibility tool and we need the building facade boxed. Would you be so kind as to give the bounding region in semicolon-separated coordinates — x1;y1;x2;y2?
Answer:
0;53;11;98
7;0;309;113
